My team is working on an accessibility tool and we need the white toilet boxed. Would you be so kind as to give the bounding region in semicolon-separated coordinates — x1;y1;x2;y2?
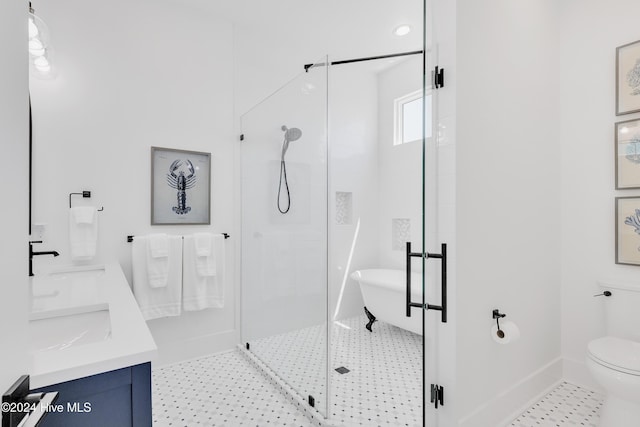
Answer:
587;281;640;427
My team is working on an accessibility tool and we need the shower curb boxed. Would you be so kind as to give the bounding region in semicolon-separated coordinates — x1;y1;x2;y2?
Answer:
237;344;341;427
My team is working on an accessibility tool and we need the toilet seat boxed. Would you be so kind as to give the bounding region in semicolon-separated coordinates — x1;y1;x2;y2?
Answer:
588;336;640;376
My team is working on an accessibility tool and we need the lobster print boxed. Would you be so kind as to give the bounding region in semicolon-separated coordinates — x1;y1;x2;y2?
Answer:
167;159;196;215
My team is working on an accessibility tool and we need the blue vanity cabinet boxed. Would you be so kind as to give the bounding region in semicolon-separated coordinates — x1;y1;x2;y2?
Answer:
33;362;151;427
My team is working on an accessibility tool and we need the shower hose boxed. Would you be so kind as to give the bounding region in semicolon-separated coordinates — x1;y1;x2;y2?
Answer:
278;151;290;214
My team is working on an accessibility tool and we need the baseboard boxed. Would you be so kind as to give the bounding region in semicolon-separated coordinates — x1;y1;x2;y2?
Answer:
562;357;604;394
459;357;563;427
152;329;238;367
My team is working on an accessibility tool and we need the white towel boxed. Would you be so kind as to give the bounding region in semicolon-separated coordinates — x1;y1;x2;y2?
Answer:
193;232;216;277
69;207;98;261
132;235;183;320
148;233;169;257
182;234;225;311
71;206;96;224
147;233;169;288
194;233;212;256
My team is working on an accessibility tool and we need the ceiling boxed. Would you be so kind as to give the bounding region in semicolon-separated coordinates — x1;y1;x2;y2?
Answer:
194;0;424;61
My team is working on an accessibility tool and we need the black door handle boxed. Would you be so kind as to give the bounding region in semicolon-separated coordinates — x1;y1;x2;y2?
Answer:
405;241;447;323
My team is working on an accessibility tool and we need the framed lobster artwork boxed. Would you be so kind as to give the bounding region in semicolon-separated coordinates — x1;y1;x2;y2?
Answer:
151;147;211;225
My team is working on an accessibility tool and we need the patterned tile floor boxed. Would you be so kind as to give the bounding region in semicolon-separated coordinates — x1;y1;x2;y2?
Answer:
250;315;423;426
510;382;603;427
152;350;314;426
153;320;603;427
153;315;422;427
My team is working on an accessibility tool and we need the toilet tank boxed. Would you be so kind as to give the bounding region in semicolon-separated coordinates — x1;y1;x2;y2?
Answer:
599;280;640;341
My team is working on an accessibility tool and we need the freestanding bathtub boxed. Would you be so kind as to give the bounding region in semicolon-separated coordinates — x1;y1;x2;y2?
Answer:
350;269;423;335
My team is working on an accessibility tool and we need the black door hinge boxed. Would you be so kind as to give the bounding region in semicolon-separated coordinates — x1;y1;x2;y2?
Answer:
430;384;444;409
240;134;244;141
433;66;445;89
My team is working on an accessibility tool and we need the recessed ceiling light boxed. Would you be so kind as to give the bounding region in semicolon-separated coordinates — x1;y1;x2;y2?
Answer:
393;25;411;37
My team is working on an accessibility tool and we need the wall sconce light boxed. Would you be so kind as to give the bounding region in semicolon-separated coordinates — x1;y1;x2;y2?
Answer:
29;2;53;77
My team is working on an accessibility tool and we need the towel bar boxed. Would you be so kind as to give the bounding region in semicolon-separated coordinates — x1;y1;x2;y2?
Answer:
127;233;230;243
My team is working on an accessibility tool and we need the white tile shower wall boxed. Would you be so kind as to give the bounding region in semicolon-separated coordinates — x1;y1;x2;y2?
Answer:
377;56;424;271
559;0;640;389
0;0;29;391
239;64;328;345
391;219;411;251
232;0;424;328
29;0;236;365
329;64;379;321
456;0;562;425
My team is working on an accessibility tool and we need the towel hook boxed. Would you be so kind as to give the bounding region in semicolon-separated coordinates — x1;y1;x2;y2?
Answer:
493;309;507;337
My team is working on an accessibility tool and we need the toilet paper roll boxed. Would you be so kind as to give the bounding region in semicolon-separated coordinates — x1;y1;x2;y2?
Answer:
491;320;520;344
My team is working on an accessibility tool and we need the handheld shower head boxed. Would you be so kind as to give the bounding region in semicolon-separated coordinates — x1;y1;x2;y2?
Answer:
281;125;302;142
285;127;302;142
278;125;303;214
281;125;303;157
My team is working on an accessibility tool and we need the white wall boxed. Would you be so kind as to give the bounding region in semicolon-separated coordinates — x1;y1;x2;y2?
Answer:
456;0;562;425
29;0;236;366
377;56;424;269
559;0;640;390
0;0;29;392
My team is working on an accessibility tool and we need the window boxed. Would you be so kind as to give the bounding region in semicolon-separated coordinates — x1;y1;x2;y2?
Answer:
393;89;432;146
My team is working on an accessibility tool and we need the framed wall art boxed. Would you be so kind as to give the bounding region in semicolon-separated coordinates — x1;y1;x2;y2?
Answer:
616;196;640;265
616;39;640;115
615;118;640;189
151;147;211;225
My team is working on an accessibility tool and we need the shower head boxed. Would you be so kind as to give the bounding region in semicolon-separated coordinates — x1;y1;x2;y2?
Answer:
281;125;302;142
281;125;303;158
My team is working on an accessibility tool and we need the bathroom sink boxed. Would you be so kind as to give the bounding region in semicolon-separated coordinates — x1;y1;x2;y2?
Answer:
29;304;112;353
30;265;107;314
45;265;106;281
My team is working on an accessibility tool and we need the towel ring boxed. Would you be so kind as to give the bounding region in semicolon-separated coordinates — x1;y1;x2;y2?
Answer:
69;191;104;211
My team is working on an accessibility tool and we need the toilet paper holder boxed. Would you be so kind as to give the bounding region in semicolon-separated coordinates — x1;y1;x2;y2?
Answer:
493;309;507;338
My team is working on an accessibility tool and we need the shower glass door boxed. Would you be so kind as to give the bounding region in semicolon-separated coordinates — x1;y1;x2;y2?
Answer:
240;57;329;417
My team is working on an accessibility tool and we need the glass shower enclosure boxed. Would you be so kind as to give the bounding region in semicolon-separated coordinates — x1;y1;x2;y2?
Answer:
240;2;441;422
240;58;330;416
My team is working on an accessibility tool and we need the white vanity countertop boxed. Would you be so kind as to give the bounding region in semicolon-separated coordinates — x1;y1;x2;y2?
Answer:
29;261;157;389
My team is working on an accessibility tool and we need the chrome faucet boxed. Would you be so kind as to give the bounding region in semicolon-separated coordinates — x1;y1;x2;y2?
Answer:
29;240;59;277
